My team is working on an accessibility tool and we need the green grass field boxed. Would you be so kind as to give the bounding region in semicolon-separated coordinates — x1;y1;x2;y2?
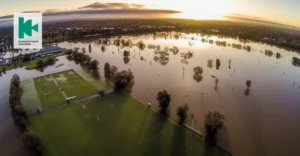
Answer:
29;91;227;156
0;57;58;72
52;69;99;100
34;75;66;109
21;79;41;114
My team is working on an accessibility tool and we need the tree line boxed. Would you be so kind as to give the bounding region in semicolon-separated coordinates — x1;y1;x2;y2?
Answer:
156;90;225;145
9;74;43;155
104;62;135;92
66;48;100;79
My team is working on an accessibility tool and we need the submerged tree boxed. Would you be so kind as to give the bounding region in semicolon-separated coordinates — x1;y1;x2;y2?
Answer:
90;60;99;71
246;80;252;89
157;90;171;115
181;51;193;64
170;46;179;55
123;57;130;64
205;111;225;144
101;45;106;52
265;50;273;57
153;51;169;65
123;50;130;57
177;104;189;125
104;62;118;79
207;59;213;68
276;52;281;59
137;41;146;51
193;66;203;82
216;59;221;70
245;80;252;96
214;78;219;91
88;44;92;53
104;63;111;78
114;69;135;91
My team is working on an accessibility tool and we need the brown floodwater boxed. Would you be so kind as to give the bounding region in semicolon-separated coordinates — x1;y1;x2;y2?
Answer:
1;32;300;156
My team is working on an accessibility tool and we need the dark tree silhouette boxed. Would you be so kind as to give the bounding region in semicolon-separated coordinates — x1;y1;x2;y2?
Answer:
244;88;250;96
36;60;44;69
123;50;130;57
90;60;99;70
216;59;221;70
114;69;135;91
214;78;219;91
88;44;92;53
207;59;213;68
21;130;43;154
98;90;105;97
101;45;106;52
156;90;171;115
177;104;189;125
11;74;20;88
104;63;111;78
104;62;118;79
205;111;225;144
123;57;130;64
193;66;203;82
246;80;252;89
137;41;146;51
276;52;281;59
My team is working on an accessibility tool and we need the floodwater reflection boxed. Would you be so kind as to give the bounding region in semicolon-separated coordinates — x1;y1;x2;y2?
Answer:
57;33;300;156
2;32;300;156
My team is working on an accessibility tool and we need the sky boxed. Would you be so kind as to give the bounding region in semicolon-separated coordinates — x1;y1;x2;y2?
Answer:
0;0;299;27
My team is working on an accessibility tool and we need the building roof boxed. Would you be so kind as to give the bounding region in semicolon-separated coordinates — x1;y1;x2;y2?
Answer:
35;47;62;56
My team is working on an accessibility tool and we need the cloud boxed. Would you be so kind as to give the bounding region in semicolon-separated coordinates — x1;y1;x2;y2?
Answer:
0;2;181;20
79;2;145;9
22;10;41;13
45;9;180;16
44;9;60;13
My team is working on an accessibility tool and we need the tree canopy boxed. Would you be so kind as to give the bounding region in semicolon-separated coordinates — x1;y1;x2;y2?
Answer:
177;104;189;125
114;69;135;91
156;90;171;115
246;80;252;88
205;111;225;143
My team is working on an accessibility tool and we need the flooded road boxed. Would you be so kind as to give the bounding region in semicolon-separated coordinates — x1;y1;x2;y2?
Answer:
1;32;300;156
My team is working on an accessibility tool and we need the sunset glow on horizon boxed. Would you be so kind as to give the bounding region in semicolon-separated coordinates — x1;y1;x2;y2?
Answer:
0;0;299;27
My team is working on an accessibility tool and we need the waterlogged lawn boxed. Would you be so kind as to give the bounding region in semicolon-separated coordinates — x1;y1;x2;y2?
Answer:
74;68;114;90
52;69;98;100
34;75;66;109
29;91;227;156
